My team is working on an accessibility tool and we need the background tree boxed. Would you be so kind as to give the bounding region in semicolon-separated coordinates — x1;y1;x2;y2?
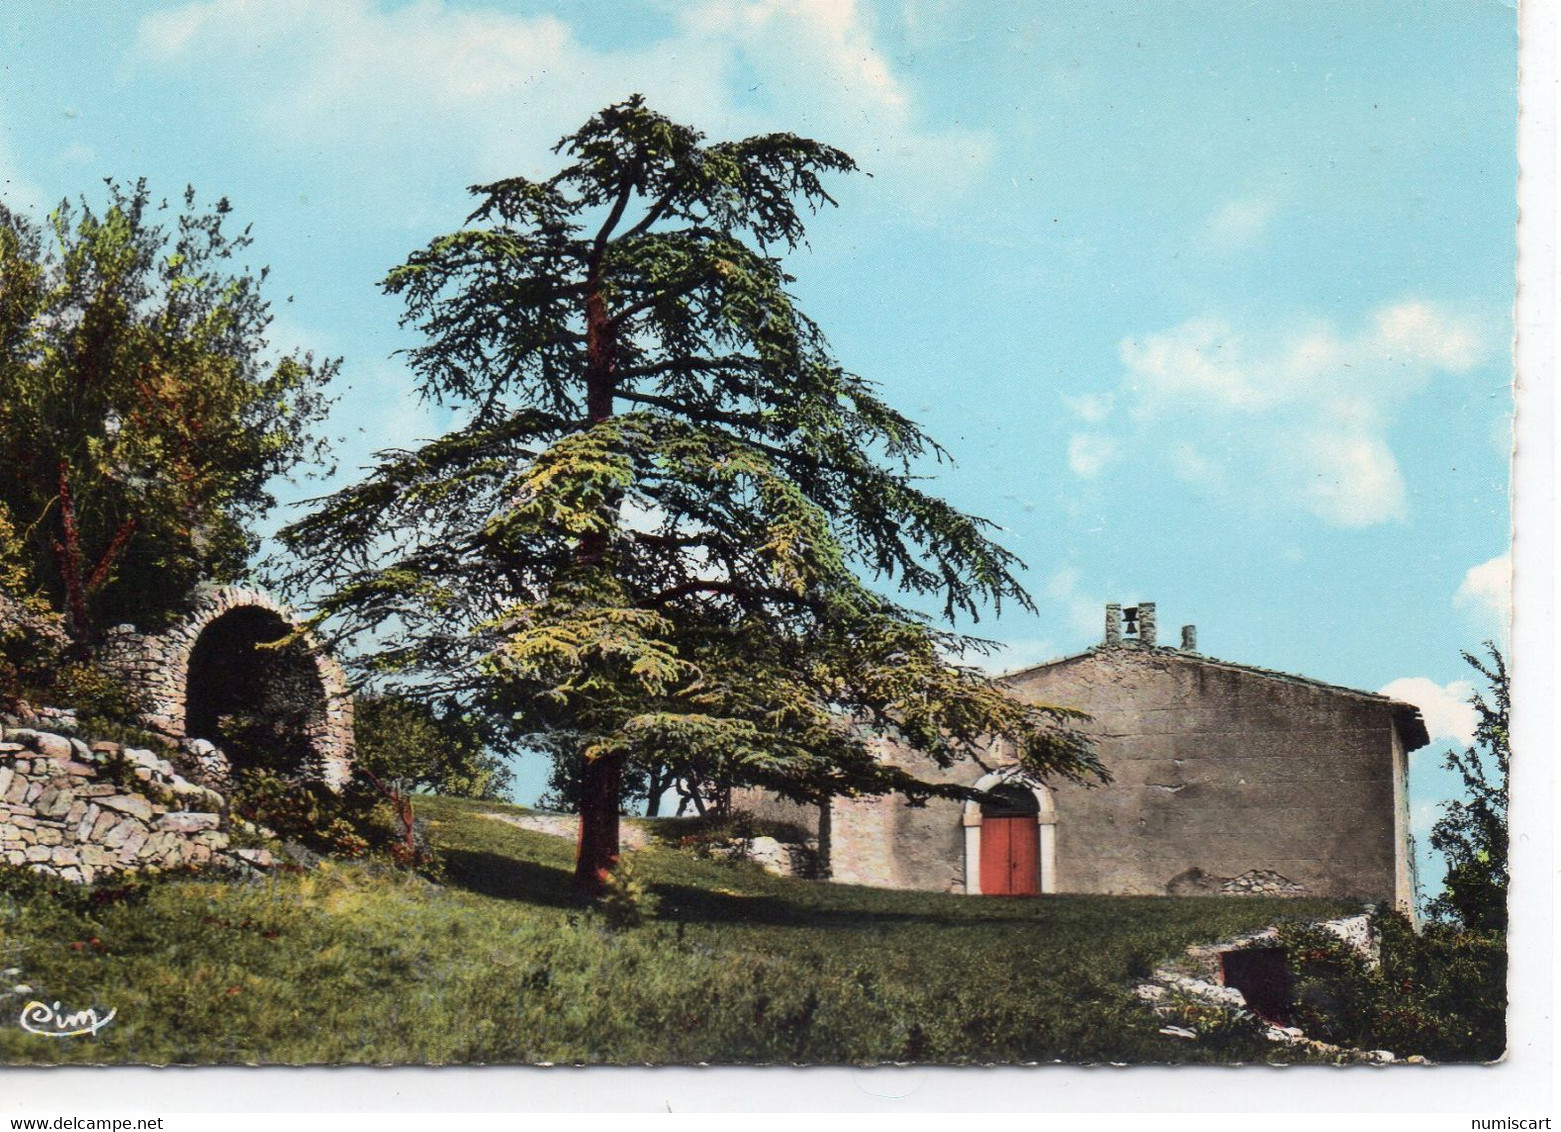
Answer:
281;97;1102;895
0;181;334;645
354;692;513;800
1426;642;1509;932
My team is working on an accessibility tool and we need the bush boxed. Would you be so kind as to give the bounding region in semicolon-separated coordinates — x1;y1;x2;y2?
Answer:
596;852;659;930
226;769;433;868
1277;910;1505;1062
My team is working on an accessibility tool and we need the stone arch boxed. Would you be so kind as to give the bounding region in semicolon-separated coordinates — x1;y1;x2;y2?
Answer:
962;768;1056;896
102;584;352;788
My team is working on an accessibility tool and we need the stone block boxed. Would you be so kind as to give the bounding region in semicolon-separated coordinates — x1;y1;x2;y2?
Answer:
98;795;154;822
76;783;118;797
4;850;23;865
64;801;87;826
23;781;43;804
50;844;78;866
81;844;113;867
3;775;27;804
34;827;61;846
90;810;117;840
35;787;72;818
24;844;51;863
156;811;221;834
0;767;10;798
26;732;74;761
117;826;148;860
102;819;136;849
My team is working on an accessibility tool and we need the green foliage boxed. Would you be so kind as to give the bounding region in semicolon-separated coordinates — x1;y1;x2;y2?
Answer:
595;851;660;930
279;98;1102;876
0;181;335;643
0;503;70;708
225;769;424;864
1277;910;1505;1062
1157;992;1268;1051
0;795;1356;1065
353;692;512;801
1427;643;1509;931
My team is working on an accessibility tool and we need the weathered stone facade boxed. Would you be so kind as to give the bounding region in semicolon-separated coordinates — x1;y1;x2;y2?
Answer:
100;584;352;788
0;723;273;883
739;603;1428;910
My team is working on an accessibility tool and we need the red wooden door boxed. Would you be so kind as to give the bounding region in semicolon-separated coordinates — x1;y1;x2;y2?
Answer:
980;816;1038;895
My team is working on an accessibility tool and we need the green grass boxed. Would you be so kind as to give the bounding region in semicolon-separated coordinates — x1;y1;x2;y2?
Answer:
0;795;1362;1065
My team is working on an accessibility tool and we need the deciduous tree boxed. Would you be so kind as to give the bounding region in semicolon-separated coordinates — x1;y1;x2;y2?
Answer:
0;181;334;644
280;98;1101;895
1427;643;1509;932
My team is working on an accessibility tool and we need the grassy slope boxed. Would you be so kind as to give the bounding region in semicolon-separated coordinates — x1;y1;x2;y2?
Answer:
0;795;1359;1065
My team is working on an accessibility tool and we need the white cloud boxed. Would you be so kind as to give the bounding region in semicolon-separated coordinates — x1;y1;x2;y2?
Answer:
1066;432;1117;478
1379;676;1478;748
1198;196;1277;253
1454;551;1512;627
976;636;1062;676
1110;300;1484;525
132;0;990;213
1045;566;1107;639
1062;392;1114;424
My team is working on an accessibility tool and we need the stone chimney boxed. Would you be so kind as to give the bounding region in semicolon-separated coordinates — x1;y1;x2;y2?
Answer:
1104;603;1122;645
1181;624;1198;651
1138;602;1156;646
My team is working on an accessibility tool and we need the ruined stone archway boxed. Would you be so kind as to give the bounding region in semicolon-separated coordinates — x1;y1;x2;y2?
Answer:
101;585;352;788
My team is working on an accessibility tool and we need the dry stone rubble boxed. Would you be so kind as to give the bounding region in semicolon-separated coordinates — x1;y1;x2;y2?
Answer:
0;721;274;884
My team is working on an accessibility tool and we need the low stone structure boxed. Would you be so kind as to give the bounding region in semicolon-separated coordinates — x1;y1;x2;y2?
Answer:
101;584;353;789
0;723;272;884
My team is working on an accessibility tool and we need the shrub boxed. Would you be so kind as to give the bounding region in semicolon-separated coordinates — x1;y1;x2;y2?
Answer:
1277;910;1505;1062
226;769;433;867
596;852;659;930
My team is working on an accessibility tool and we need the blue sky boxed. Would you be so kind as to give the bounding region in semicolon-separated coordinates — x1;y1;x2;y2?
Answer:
0;1;1517;878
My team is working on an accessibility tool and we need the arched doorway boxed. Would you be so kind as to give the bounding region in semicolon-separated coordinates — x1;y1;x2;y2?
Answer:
962;772;1056;896
184;605;328;781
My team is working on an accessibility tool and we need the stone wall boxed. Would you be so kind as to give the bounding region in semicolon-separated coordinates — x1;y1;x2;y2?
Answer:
1009;647;1417;906
100;583;353;788
0;723;271;884
748;642;1424;909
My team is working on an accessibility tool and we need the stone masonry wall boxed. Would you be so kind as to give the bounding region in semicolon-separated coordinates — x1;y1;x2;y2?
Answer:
0;723;271;884
100;584;353;789
785;645;1421;908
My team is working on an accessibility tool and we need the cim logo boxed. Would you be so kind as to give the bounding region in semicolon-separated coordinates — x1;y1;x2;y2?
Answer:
18;1000;116;1038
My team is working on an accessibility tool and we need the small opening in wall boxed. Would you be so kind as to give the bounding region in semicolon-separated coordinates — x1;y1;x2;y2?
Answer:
1218;947;1293;1024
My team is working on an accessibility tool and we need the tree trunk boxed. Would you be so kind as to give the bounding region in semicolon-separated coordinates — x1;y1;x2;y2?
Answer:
573;748;623;895
571;281;620;896
644;762;664;817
